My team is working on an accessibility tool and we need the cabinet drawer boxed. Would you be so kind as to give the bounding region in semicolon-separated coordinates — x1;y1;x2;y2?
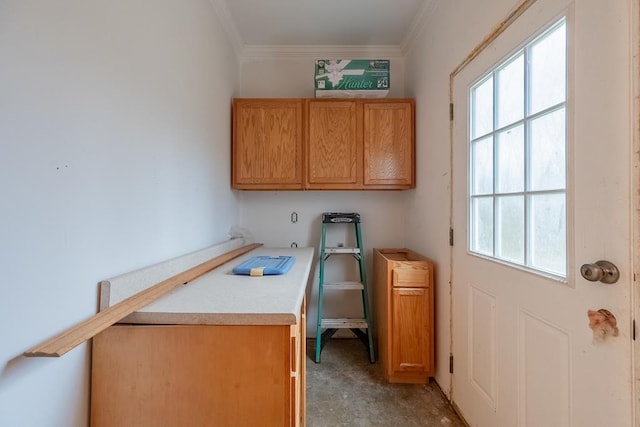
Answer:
392;267;429;287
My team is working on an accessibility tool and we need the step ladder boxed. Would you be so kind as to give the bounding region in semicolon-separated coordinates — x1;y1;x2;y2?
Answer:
315;212;375;363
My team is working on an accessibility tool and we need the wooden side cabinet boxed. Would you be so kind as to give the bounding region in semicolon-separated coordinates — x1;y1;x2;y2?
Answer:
232;98;304;190
91;303;306;426
373;248;434;383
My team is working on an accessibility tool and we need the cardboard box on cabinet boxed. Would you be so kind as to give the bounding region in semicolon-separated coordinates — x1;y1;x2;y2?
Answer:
314;59;389;98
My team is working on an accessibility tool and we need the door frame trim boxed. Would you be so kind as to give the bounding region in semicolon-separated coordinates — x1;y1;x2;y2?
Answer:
631;0;639;423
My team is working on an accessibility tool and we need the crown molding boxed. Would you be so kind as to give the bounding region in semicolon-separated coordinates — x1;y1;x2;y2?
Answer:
208;0;244;55
400;0;438;55
239;44;405;60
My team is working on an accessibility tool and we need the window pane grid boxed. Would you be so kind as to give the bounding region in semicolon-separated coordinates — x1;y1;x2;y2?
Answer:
470;101;565;143
472;189;565;198
468;17;567;278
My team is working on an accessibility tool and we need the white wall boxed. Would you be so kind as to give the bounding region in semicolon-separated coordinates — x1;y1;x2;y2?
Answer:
0;1;239;425
403;0;530;397
237;53;410;339
238;191;411;337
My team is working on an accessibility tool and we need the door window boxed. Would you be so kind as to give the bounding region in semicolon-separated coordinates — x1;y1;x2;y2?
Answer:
469;18;567;277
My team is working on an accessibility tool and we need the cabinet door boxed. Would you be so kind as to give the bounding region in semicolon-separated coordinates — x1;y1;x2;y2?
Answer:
306;100;361;189
232;99;303;190
363;101;414;188
91;325;291;426
391;287;430;375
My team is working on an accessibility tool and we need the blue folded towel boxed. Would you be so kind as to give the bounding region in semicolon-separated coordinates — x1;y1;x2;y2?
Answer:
232;256;295;276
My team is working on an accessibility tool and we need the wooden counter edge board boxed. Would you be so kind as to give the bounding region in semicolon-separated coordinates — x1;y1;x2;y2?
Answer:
24;243;263;358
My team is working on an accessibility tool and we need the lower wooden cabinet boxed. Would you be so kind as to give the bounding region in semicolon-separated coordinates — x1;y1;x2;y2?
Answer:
91;303;306;426
373;248;434;383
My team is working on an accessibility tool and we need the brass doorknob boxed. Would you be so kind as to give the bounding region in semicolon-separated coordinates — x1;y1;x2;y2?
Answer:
580;260;619;284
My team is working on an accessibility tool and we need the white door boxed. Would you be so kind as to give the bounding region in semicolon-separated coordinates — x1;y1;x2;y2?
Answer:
451;1;634;426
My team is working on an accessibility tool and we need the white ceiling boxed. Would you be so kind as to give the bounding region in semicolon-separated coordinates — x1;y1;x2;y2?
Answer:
216;0;430;49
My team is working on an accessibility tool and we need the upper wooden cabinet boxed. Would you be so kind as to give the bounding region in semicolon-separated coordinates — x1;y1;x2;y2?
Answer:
232;99;304;190
306;100;361;189
232;98;415;190
363;101;414;188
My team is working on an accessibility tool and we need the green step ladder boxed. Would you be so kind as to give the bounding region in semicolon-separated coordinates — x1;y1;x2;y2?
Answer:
315;212;375;363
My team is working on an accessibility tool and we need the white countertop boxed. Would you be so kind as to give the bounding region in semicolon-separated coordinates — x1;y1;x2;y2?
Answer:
104;246;315;326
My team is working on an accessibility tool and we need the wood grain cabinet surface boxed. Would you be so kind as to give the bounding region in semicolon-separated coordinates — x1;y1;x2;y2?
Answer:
91;303;306;427
306;100;361;189
231;98;415;190
363;101;414;188
232;98;304;190
373;248;435;383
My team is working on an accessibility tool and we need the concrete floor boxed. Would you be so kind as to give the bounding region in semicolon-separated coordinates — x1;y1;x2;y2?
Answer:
305;339;466;427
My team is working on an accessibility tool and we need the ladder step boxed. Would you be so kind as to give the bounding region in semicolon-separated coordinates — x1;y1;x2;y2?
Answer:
322;212;360;223
321;318;369;329
324;247;360;254
323;282;364;290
